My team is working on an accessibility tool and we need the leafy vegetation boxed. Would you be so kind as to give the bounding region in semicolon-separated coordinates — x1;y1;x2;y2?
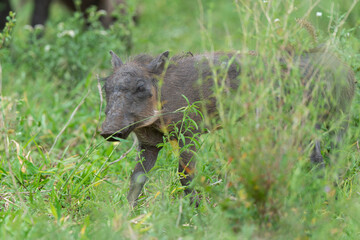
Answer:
1;0;360;239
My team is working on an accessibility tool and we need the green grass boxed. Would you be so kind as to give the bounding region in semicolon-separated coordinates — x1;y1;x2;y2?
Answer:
1;0;360;239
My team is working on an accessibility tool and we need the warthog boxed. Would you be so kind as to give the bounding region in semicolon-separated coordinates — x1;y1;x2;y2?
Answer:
101;48;355;206
0;0;12;29
0;0;127;29
31;0;126;28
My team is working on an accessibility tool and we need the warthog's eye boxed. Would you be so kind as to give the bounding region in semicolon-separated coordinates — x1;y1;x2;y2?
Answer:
136;80;145;92
135;80;152;99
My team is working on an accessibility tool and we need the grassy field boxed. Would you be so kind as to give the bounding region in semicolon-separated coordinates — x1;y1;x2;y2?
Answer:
1;0;360;239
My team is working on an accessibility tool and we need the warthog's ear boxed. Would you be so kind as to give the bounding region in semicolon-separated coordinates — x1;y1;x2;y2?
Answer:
147;51;169;74
110;50;123;70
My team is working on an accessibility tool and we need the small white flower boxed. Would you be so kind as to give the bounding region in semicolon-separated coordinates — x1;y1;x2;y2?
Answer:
99;30;108;36
346;32;350;37
24;25;33;31
274;18;280;23
67;30;76;37
263;0;268;3
97;10;107;16
316;12;322;17
44;45;51;52
34;24;44;30
57;30;76;38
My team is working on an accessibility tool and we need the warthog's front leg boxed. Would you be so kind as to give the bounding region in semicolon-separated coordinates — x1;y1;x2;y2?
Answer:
310;140;324;164
178;139;199;206
127;144;160;206
310;123;324;165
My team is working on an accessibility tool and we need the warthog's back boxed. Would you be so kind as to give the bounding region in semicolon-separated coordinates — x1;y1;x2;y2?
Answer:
294;50;355;121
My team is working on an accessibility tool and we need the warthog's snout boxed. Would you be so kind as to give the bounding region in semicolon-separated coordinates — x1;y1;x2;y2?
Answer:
100;131;126;141
100;126;133;141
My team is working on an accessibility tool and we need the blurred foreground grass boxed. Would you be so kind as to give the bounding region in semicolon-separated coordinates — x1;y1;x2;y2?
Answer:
1;0;360;239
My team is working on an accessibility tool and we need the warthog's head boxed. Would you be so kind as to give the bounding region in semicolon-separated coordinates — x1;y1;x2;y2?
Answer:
101;51;169;141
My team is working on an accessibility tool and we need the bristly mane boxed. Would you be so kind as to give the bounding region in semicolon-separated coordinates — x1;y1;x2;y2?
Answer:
132;52;195;66
132;54;154;65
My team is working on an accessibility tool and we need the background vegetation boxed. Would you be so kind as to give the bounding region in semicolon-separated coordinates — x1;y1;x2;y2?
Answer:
1;0;360;239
